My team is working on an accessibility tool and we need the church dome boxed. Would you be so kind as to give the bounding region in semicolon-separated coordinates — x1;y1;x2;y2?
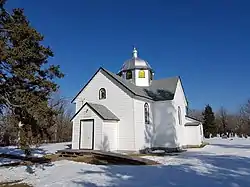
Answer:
118;48;152;73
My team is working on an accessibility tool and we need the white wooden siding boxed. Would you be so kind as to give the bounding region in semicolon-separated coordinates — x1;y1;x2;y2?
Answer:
73;70;135;150
184;117;203;146
153;100;178;148
184;126;202;146
172;79;188;147
134;69;150;86
133;99;154;150
72;105;102;150
102;121;118;151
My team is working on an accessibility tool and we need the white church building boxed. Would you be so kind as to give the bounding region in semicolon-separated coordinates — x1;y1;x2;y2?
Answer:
71;48;203;151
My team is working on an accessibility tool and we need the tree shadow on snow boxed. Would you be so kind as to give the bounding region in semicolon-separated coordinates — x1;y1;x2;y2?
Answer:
0;146;46;156
71;154;250;187
0;145;54;174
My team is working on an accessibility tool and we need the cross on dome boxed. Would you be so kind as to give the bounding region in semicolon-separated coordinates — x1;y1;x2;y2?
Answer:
132;47;138;58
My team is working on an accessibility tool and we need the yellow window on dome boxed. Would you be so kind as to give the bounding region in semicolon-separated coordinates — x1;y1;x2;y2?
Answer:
139;70;145;78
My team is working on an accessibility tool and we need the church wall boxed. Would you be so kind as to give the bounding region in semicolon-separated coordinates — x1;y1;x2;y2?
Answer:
172;79;188;147
133;99;154;150
102;121;118;151
152;100;178;148
135;69;150;87
74;71;135;150
72;105;103;150
184;126;202;146
184;117;203;146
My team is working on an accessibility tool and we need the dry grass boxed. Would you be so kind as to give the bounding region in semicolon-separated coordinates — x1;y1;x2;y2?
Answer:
45;153;158;165
1;151;157;167
0;180;32;187
44;154;108;165
43;154;59;162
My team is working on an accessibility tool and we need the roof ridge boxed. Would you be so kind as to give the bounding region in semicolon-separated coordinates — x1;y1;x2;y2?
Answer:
153;76;180;81
72;67;179;103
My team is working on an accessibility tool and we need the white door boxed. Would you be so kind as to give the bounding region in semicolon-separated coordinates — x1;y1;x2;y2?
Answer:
80;120;94;149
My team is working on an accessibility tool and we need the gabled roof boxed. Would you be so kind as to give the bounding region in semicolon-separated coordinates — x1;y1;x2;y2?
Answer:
184;116;202;126
72;67;179;103
185;115;202;122
184;122;200;126
71;102;119;121
88;103;119;121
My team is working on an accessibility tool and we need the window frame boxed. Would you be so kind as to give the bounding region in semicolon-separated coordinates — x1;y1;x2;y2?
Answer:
99;88;106;100
138;70;145;78
144;103;150;124
126;70;132;79
178;106;182;125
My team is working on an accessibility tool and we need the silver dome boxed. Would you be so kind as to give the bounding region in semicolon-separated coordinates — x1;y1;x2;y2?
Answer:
118;48;153;73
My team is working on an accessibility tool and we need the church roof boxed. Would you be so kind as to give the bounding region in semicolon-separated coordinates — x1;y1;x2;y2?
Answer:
184;122;200;126
71;67;179;103
71;102;120;121
119;57;153;72
88;103;120;121
104;68;178;101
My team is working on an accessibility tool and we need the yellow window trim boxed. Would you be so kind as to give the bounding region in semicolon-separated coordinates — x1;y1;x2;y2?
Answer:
138;70;145;78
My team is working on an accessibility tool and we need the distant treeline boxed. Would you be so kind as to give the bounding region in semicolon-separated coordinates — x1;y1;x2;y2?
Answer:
189;100;250;138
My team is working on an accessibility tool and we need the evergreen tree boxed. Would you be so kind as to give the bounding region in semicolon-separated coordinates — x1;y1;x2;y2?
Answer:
0;0;64;154
218;106;228;137
202;104;216;138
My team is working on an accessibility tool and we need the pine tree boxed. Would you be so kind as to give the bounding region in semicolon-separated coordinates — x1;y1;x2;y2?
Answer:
218;106;228;137
0;0;64;155
202;104;216;138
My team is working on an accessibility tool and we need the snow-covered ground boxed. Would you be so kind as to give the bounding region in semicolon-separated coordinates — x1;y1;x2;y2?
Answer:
0;138;250;187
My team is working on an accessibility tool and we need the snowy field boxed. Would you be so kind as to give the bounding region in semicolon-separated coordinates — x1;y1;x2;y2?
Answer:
0;138;250;187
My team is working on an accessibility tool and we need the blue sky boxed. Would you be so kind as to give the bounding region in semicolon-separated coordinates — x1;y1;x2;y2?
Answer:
5;0;250;112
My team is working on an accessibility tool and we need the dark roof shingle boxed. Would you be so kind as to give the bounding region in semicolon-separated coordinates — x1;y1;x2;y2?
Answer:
103;68;178;101
71;102;119;121
72;67;179;102
88;103;119;121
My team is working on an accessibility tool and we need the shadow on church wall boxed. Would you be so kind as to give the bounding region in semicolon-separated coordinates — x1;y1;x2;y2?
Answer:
98;134;110;151
143;89;177;149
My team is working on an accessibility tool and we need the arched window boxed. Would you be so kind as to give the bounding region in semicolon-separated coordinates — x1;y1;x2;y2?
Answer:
126;70;132;79
139;70;145;78
99;88;106;100
178;106;182;125
144;103;150;124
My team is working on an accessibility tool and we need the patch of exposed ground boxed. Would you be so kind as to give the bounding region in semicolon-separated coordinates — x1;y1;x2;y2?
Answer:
0;152;158;168
0;180;32;187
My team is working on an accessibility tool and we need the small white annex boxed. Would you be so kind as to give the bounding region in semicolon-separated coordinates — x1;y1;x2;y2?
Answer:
71;48;203;151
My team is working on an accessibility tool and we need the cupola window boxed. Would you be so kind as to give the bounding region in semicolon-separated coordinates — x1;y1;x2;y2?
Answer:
99;88;106;100
139;70;145;78
126;70;132;79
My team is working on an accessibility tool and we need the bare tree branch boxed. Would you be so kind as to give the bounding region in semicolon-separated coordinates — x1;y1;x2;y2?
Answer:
0;95;25;108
